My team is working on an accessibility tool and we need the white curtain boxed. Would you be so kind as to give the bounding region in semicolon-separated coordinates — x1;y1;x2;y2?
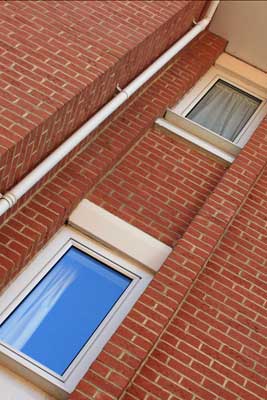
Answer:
187;80;261;142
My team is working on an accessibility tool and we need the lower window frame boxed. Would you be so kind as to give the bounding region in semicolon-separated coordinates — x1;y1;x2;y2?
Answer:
0;226;153;398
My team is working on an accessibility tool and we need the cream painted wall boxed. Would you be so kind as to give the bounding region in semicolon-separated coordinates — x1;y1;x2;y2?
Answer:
0;366;55;400
210;0;267;72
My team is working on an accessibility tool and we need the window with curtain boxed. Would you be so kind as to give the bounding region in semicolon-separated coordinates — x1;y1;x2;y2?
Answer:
186;79;262;142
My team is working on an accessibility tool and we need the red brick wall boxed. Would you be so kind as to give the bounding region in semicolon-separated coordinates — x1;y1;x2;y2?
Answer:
116;117;267;400
0;28;233;400
0;0;206;194
0;31;226;287
70;122;267;400
0;11;266;400
89;127;227;247
171;170;267;400
0;31;226;227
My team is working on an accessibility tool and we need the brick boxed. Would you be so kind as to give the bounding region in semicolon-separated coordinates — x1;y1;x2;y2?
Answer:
0;0;209;195
3;7;267;400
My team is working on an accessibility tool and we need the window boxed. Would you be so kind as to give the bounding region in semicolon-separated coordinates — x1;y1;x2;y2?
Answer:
0;226;153;398
1;247;132;376
159;54;267;163
186;79;262;142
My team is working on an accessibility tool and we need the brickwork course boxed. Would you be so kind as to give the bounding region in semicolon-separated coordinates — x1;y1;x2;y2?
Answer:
0;1;266;400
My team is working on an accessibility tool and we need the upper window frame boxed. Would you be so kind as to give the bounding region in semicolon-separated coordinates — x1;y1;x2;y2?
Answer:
0;226;153;398
172;66;266;147
164;55;267;162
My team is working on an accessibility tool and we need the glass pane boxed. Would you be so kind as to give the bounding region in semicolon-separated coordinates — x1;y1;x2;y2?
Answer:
0;247;132;375
186;79;261;141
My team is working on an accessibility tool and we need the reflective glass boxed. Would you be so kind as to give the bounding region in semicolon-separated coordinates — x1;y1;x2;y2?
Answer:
0;247;132;375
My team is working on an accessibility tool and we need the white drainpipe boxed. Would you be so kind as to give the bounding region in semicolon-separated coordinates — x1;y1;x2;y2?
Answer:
0;0;220;217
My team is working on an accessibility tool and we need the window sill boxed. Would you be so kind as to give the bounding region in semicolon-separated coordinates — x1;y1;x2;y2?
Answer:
165;109;241;159
155;116;235;164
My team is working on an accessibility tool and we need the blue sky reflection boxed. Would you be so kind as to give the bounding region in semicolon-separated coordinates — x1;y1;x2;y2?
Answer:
0;247;132;375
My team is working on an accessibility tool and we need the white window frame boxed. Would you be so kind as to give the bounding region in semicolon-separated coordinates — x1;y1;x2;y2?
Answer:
0;226;153;399
163;54;267;162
